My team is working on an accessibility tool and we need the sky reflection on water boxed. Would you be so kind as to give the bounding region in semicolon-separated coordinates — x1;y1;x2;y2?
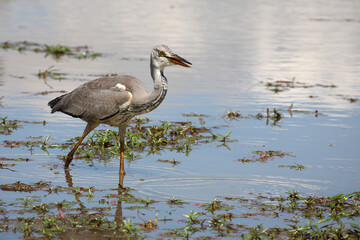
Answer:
0;0;359;202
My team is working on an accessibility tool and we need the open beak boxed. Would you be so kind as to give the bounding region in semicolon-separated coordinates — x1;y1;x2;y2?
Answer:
167;54;192;68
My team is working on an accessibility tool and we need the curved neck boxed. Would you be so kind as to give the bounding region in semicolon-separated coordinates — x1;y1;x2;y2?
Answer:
151;59;168;91
148;63;168;110
129;60;168;115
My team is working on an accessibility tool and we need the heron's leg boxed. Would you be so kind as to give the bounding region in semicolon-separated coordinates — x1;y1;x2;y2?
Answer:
64;122;99;168
118;125;127;187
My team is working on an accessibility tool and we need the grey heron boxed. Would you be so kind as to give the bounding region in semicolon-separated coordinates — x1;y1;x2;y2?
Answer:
48;45;191;185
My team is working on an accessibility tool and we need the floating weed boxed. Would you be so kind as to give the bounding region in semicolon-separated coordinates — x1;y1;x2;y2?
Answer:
203;198;234;214
0;181;50;192
121;219;140;234
222;109;265;121
157;158;181;166
222;105;321;127
1;115;359;238
2;135;60;154
278;162;306;171
138;213;158;231
182;210;202;224
0;162;16;172
37;65;67;80
182;112;210;118
0;116;21;135
347;97;359;103
18;197;37;208
41;135;61;153
1;41;101;60
138;196;156;206
211;130;237;148
0;183;359;238
267;108;283;122
237;150;295;164
263;77;337;93
223;109;242;120
161;227;192;239
0;157;31;162
337;94;360;103
62;119;219;162
44;44;71;55
1;116;46;136
167;196;185;205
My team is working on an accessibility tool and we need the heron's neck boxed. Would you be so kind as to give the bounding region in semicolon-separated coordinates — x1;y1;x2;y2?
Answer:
129;62;168;115
147;64;168;110
151;64;168;91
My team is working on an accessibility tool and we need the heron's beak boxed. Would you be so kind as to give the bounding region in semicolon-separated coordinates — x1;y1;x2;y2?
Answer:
167;54;192;68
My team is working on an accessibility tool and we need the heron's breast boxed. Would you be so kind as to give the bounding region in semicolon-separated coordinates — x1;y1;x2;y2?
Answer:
103;113;134;126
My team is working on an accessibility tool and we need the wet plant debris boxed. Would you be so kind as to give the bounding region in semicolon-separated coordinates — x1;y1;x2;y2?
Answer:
1;41;101;60
262;77;337;93
237;150;295;163
0;180;358;239
37;66;68;80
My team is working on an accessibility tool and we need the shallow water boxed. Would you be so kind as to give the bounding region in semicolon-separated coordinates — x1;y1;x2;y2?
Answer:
0;0;360;238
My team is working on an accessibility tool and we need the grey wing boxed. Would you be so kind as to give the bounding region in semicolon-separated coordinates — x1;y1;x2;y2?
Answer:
49;76;138;122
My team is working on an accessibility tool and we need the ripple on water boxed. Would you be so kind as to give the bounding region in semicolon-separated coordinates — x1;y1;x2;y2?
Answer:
128;165;328;203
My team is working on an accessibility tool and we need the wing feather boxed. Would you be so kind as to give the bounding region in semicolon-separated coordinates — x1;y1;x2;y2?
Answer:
49;75;144;122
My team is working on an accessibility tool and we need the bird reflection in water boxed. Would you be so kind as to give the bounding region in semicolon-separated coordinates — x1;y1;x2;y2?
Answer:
63;168;127;239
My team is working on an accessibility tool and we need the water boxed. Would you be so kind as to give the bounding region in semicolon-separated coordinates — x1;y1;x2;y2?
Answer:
0;0;360;237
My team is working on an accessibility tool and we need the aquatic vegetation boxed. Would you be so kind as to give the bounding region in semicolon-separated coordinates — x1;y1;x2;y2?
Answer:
57;119;233;163
0;115;358;239
278;162;306;171
203;198;234;214
337;94;360;103
0;181;50;192
1;41;101;60
182;210;202;224
0;162;15;172
182;112;210;118
157;158;181;166
222;109;265;121
0;117;21;135
263;77;337;93
0;117;46;136
166;196;185;205
0;157;359;239
37;66;67;80
237;150;295;163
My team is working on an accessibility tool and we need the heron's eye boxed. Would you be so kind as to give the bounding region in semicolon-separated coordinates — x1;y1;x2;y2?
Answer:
158;50;165;56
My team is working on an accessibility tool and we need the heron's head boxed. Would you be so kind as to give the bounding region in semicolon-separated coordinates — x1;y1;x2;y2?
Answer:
151;45;192;70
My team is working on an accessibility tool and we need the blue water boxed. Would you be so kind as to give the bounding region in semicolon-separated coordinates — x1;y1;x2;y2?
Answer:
0;0;359;205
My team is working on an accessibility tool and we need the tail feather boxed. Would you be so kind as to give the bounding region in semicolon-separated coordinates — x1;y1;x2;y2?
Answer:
48;94;66;113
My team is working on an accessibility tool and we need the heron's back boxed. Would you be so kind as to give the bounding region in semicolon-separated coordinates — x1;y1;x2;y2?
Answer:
48;75;148;124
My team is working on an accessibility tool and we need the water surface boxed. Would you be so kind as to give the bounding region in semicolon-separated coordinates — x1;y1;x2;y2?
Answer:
0;0;359;237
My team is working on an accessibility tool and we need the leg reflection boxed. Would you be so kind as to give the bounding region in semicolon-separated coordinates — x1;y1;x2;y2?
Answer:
64;166;125;228
64;168;85;210
115;186;124;227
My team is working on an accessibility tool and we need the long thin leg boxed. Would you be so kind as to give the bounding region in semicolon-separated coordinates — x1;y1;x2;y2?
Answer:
64;122;99;168
118;125;127;187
